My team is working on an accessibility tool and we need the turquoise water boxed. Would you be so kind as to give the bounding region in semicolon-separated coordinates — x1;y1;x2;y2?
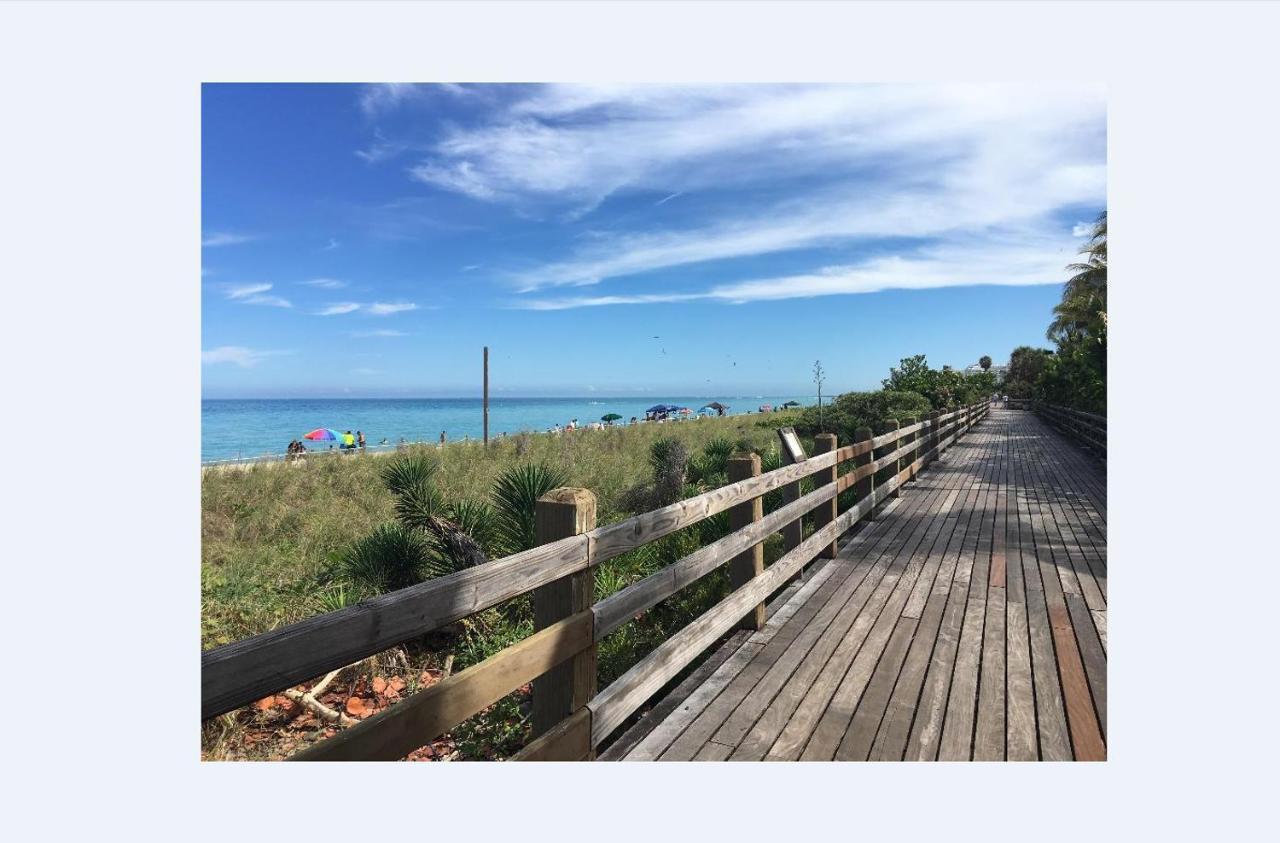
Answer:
201;396;810;463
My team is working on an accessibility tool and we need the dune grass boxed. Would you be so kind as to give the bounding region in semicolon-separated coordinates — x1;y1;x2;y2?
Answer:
201;413;798;650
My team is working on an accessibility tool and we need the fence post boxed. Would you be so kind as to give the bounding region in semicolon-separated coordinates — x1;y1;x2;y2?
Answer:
531;487;597;742
899;415;917;484
727;452;766;631
813;434;838;558
928;410;942;465
853;426;874;515
777;435;803;558
875;419;900;502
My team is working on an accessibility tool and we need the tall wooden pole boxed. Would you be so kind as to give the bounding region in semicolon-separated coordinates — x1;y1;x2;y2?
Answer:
483;346;489;446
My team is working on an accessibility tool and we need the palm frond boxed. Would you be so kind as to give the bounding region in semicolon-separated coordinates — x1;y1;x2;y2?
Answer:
491;463;569;553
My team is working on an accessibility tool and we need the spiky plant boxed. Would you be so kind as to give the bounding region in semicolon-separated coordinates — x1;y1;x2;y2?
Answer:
449;499;500;555
649;438;689;507
491;463;569;553
341;522;447;593
379;452;439;498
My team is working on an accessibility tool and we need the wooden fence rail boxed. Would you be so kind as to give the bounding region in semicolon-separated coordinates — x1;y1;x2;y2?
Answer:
203;401;990;760
1034;402;1106;457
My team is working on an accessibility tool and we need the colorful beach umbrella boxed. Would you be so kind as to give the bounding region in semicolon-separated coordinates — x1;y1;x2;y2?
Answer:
303;428;341;441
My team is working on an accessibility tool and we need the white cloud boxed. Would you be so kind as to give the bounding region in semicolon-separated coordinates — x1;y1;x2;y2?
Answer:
224;283;271;299
351;329;409;338
220;283;290;307
1072;222;1093;237
202;231;257;247
201;346;289;368
316;302;362;316
242;294;292;308
516;232;1072;310
366;302;418;316
301;278;347;289
358;83;422;117
390;83;1103;290
322;238;341;251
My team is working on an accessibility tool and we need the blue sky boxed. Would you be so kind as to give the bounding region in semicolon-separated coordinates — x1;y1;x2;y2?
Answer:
202;83;1105;398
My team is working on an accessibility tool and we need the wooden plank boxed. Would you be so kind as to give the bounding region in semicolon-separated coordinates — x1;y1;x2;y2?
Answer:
735;485;952;761
511;707;591;761
727;453;766;630
1014;421;1073;761
936;461;995;761
868;482;985;761
531;488;597;740
592;480;839;640
612;560;840;760
201;532;590;719
291;611;593;761
770;488;958;760
588;512;849;746
812;435;838;558
905;432;997;760
801;481;965;760
590;449;839;562
657;544;872;760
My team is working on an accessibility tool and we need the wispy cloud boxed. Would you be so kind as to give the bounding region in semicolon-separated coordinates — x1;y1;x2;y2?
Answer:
316;302;362;316
386;83;1103;292
358;83;423;117
301;278;347;289
516;233;1072;310
201;346;290;368
224;283;272;299
202;231;257;248
367;302;418;316
321;238;340;251
314;301;418;317
350;329;409;338
222;283;291;308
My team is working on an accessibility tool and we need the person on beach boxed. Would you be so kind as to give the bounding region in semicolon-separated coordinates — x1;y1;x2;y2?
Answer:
342;430;355;450
439;430;446;447
357;430;366;450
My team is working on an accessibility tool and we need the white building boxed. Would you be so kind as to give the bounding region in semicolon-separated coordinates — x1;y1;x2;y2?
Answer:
964;362;1007;383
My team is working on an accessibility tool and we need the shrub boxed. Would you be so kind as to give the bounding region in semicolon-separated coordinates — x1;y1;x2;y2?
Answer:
794;390;930;442
341;522;445;593
490;463;570;553
649;438;690;506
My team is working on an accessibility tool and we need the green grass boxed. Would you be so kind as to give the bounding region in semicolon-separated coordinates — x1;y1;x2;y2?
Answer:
201;412;801;650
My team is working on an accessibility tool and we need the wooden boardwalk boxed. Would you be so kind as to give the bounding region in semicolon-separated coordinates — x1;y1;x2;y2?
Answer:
607;409;1107;761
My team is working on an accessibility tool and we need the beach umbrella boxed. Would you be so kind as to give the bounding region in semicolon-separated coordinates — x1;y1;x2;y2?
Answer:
303;428;341;441
697;406;717;416
702;401;729;411
645;404;668;413
601;413;623;422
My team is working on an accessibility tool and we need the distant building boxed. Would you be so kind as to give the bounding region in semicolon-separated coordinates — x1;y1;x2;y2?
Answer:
964;362;1007;383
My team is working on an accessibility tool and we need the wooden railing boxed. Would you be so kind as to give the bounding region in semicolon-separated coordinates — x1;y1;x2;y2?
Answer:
201;401;990;760
1034;402;1106;456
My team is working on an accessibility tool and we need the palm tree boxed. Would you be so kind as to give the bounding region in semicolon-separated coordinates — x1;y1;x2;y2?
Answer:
1048;212;1107;345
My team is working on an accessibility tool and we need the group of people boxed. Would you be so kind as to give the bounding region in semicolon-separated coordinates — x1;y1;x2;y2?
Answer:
286;429;366;459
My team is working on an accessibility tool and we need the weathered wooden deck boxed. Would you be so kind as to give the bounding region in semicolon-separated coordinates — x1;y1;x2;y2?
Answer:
607;409;1106;761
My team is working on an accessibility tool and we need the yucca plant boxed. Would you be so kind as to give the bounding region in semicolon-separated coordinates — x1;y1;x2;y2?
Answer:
491;463;569;553
449;498;500;555
649;438;689;507
379;452;439;498
341;522;448;593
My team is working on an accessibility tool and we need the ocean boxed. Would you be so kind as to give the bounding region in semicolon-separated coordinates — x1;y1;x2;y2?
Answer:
201;396;811;464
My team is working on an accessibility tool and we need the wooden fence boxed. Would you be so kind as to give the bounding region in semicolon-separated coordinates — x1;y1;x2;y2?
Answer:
1034;402;1106;457
202;401;990;760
